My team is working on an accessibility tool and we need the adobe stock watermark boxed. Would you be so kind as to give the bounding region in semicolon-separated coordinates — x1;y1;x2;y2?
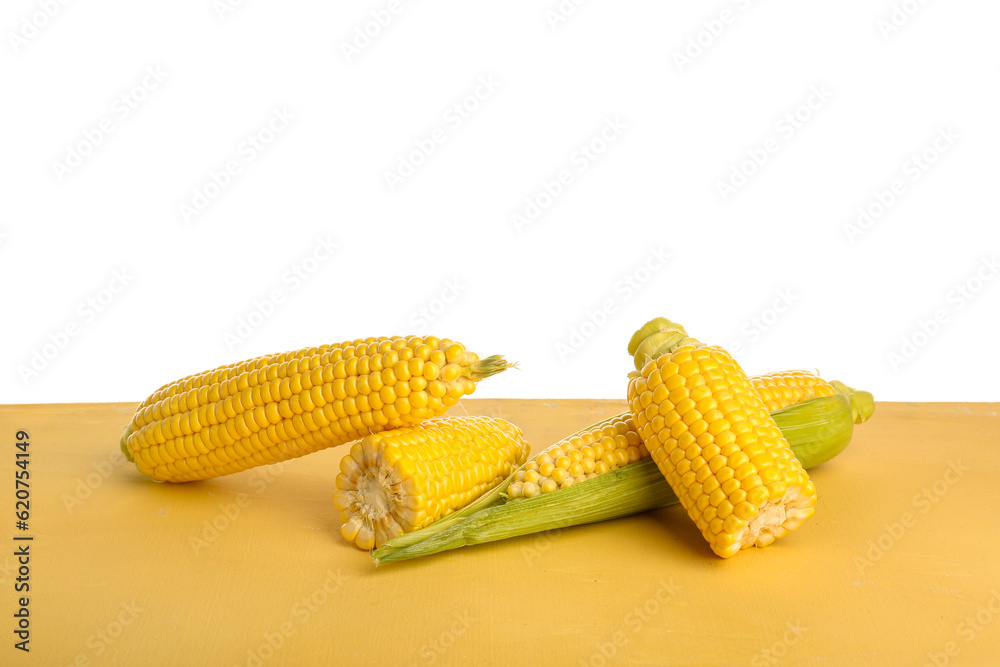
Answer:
556;245;670;362
716;84;832;202
886;254;996;372
922;589;1000;667
340;0;416;63
522;524;568;566
7;0;73;54
580;579;681;667
178;106;295;223
222;234;339;352
877;0;932;41
544;0;591;31
57;601;145;664
51;65;168;183
852;459;968;576
727;288;797;357
62;449;129;513
236;569;348;666
190;464;288;555
405;610;475;666
407;278;466;335
213;0;250;20
511;116;627;234
672;0;756;73
751;621;809;666
383;75;499;192
16;268;134;386
843;126;958;244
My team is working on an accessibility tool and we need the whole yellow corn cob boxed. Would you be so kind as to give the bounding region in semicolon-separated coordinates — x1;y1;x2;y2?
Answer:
120;336;512;482
507;370;837;500
333;416;530;550
626;317;818;558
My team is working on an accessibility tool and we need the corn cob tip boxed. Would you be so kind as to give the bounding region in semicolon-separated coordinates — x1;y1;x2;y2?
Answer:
627;317;687;355
467;355;516;380
120;425;134;463
830;380;875;424
628;317;701;370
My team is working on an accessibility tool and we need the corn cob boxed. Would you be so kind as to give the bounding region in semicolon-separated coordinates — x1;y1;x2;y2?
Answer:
373;390;873;564
627;317;818;558
120;336;512;482
334;416;530;549
751;371;836;411
507;370;839;500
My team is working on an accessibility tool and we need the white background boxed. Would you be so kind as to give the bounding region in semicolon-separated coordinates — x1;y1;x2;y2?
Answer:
2;0;998;404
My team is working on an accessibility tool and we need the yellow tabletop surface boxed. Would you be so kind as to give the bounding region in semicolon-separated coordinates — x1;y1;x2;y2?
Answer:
1;399;998;666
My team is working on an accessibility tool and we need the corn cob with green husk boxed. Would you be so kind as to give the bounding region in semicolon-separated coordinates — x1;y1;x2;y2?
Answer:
506;369;843;501
372;383;873;564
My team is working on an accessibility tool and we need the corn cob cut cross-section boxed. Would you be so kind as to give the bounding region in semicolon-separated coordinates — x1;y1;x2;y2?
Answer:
333;416;530;550
751;371;836;412
120;336;512;482
507;370;841;501
627;318;818;558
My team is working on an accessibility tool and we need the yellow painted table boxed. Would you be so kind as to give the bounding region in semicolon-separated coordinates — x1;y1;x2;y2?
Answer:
2;400;998;666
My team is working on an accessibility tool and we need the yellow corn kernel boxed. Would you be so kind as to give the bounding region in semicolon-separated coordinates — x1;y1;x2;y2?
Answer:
120;337;512;482
333;416;529;550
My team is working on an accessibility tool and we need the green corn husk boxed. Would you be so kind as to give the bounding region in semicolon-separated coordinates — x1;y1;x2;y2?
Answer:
372;388;873;564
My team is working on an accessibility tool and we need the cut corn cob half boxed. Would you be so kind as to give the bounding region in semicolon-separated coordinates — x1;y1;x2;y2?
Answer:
120;336;512;482
507;369;841;501
333;416;530;550
627;317;819;558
